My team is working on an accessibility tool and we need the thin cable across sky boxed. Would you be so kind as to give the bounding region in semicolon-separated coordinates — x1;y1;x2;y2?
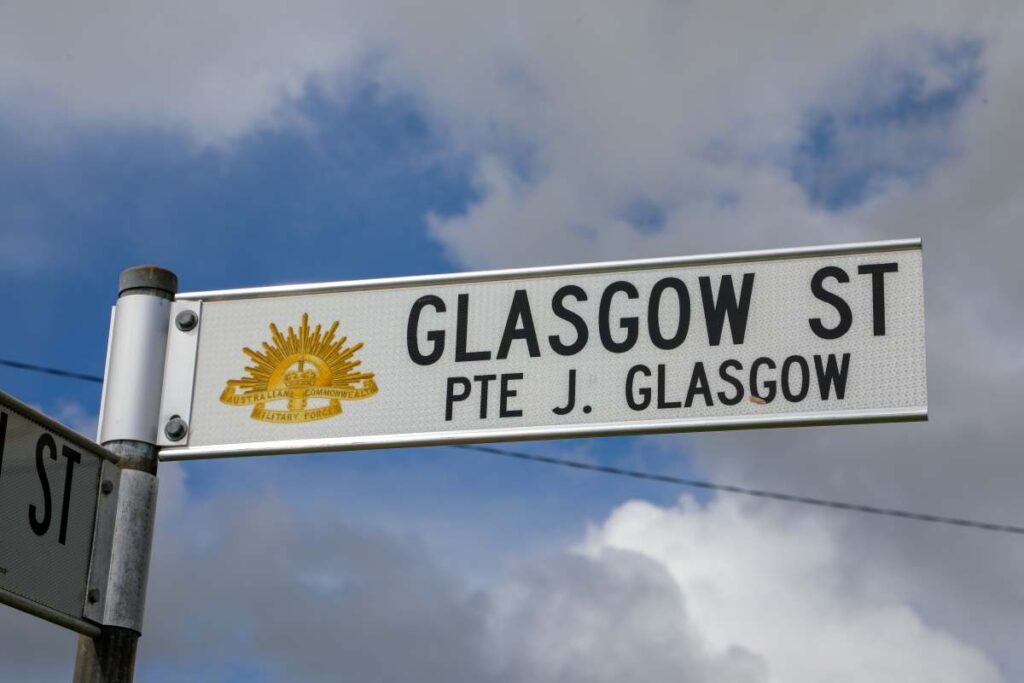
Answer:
3;356;1022;536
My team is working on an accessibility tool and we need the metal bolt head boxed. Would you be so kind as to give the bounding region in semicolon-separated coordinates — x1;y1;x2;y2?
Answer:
165;415;188;442
101;479;114;495
87;588;100;604
175;309;198;331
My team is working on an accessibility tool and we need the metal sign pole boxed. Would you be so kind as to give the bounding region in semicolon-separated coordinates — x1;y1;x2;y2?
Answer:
73;267;176;683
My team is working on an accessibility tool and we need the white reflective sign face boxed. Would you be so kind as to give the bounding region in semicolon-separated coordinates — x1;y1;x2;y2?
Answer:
164;241;926;459
0;393;106;627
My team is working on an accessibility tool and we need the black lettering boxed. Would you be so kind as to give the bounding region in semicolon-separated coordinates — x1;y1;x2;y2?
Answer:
750;357;777;403
626;364;652;411
549;285;589;356
553;369;577;415
657;364;681;409
599;281;639;353
474;374;497;418
815;353;850;400
857;263;899;336
30;433;54;537
58;446;81;545
648;277;690;350
699;273;755;345
781;355;810;402
500;373;524;418
809;267;852;339
445;377;471;420
407;295;446;365
717;360;744;406
685;362;713;407
456;294;491;362
497;290;541;359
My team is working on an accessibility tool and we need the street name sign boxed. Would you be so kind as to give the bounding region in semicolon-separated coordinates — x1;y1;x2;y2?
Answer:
0;391;116;636
153;239;927;460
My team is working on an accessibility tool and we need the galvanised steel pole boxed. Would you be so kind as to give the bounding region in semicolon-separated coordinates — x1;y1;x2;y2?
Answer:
73;266;176;682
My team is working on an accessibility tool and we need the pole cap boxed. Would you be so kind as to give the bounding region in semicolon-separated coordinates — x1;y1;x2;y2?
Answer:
119;265;178;297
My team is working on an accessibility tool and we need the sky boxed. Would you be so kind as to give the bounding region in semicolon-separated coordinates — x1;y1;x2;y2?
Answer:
0;1;1022;681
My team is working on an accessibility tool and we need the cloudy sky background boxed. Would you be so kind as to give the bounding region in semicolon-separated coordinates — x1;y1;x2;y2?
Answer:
1;1;1022;680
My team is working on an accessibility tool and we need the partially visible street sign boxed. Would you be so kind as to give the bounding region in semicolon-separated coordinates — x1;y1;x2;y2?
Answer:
154;239;927;460
0;391;116;635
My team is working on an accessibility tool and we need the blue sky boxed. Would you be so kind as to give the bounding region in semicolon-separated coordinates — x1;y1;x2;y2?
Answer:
1;3;1021;681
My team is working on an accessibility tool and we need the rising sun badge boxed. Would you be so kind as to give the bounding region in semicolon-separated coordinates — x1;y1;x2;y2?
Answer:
220;313;378;423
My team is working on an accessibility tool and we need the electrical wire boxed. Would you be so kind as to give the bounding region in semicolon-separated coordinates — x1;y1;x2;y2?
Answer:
0;358;104;384
455;444;1024;536
4;355;1022;536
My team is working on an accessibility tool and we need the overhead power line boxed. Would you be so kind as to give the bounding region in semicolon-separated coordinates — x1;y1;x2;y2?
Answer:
0;358;104;384
456;444;1024;536
4;355;1022;536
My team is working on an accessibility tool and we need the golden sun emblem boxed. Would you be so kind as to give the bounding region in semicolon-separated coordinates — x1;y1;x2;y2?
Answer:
220;313;378;423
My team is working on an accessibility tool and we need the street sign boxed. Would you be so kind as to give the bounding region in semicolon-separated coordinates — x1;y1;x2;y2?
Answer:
0;391;117;636
153;239;927;460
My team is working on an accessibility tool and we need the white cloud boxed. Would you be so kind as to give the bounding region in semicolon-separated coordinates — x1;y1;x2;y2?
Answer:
487;548;766;683
583;496;1002;683
0;1;366;145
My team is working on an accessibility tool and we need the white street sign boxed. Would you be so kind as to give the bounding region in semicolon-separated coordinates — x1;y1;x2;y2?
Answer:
0;391;116;635
154;239;927;460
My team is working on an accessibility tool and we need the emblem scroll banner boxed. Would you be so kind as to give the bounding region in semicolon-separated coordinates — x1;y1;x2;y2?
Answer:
161;240;928;460
219;382;379;422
